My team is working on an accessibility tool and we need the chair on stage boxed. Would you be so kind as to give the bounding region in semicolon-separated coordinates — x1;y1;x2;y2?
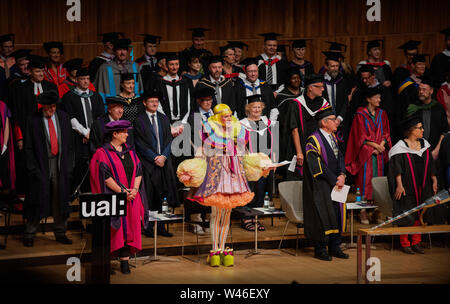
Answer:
371;176;396;250
277;181;304;256
0;191;17;250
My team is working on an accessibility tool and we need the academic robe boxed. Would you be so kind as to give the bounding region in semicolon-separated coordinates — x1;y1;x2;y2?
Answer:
256;54;290;91
58;78;96;98
304;130;346;242
44;64;67;88
357;60;393;85
156;76;193;124
437;83;450;126
235;78;276;119
0;101;15;190
134;111;179;209
387;139;445;226
196;76;238;114
420;101;449;151
222;65;244;82
345;107;392;200
289;60;315;83
179;46;213;75
136;55;158;91
438;131;450;189
284;94;330;178
94;60;143;103
90;143;149;254
23;109;73;220
430;50;450;90
393;64;412;89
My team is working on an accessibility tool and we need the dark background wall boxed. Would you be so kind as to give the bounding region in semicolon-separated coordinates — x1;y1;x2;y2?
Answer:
1;0;449;69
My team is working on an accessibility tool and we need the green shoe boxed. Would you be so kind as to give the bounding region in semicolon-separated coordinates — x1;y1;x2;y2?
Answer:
208;251;220;267
222;248;234;267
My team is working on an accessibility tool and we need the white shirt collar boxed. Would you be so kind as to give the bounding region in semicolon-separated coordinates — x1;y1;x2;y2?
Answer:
75;87;89;95
261;53;280;61
242;77;260;87
163;74;179;81
210;75;225;83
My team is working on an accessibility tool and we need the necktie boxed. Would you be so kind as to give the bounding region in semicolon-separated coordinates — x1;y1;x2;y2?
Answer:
204;111;211;119
251;83;256;94
48;117;58;156
329;134;338;158
214;82;222;104
82;97;93;128
331;83;336;109
266;59;273;85
151;114;161;154
172;79;178;117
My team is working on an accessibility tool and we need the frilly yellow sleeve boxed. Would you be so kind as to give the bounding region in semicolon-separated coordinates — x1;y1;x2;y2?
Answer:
176;158;207;187
243;153;272;182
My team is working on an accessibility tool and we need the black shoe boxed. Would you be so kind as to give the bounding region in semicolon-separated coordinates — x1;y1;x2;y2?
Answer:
55;235;73;245
401;246;415;254
143;228;154;238
314;252;332;261
120;260;131;274
23;238;34;247
157;229;173;237
411;244;425;254
329;250;349;259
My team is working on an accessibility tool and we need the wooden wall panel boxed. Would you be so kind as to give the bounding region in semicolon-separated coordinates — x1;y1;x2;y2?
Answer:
0;0;448;73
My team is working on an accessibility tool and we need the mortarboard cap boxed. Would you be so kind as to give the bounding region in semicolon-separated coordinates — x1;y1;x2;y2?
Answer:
440;27;450;37
365;39;383;52
304;74;324;87
63;58;83;72
325;41;347;52
119;72;138;82
227;41;248;50
401;113;422;132
419;76;433;87
241;57;259;69
194;87;215;99
258;32;282;41
43;41;64;54
398;40;421;51
104;120;132;134
112;38;132;51
156;52;170;62
37;90;60;105
219;44;234;56
246;94;263;104
140;34;161;45
286;66;302;80
189;28;209;38
141;88;163;100
322;51;344;62
359;64;375;74
412;54;427;64
292;39;310;49
165;52;179;62
76;68;89;77
100;32;124;43
207;55;223;66
363;86;383;99
9;49;32;61
27;55;48;69
314;105;335;122
0;33;14;44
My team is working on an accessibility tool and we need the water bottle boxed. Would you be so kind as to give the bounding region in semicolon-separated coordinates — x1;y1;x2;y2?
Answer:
162;197;169;215
263;192;270;210
355;188;361;202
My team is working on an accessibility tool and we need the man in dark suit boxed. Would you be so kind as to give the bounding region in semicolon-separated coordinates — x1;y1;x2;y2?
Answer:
303;105;349;261
23;90;73;247
134;89;179;237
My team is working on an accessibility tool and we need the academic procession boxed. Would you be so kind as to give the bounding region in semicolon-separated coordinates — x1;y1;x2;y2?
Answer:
0;0;449;290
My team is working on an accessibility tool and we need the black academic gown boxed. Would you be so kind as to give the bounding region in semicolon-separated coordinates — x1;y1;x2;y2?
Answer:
88;57;108;83
421;101;449;151
255;55;290;91
289;60;315;81
303;130;345;243
195;77;238;114
235;79;276;119
136;55;158;90
23;109;73;220
156;76;193;125
430;51;450;90
134;111;179;209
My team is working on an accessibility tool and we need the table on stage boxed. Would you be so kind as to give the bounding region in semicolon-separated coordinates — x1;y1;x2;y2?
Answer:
356;224;450;284
345;202;378;248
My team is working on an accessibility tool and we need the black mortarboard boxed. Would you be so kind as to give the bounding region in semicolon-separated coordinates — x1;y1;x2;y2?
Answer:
363;86;383;98
246;94;263;104
419;76;433;87
27;55;48;69
412;54;427;64
365;39;383;52
219;44;234;56
359;64;375;74
292;39;309;49
63;58;83;72
402;113;422;132
141;88;163;100
9;49;32;61
398;40;421;51
76;68;89;77
325;41;347;52
156;52;170;62
140;34;161;45
314;105;335;122
189;28;209;38
165;52;179;62
37;90;59;105
258;32;282;41
112;38;132;51
186;49;201;62
0;33;14;44
105;97;127;106
43;41;64;54
227;41;248;50
100;32;123;43
120;72;138;82
322;51;344;62
304;74;324;87
241;57;258;68
440;27;450;37
286;66;302;79
194;87;215;99
207;55;223;66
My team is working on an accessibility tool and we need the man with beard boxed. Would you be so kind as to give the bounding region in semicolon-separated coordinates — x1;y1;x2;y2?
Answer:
393;40;421;88
357;39;393;88
431;27;450;91
43;41;67;88
179;28;213;75
88;32;123;81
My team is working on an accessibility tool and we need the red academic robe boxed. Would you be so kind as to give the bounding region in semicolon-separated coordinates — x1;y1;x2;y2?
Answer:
345;107;392;200
90;144;149;254
44;64;67;88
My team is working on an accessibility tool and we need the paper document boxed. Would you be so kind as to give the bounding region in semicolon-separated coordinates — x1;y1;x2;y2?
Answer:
287;155;297;172
331;185;350;203
262;160;291;168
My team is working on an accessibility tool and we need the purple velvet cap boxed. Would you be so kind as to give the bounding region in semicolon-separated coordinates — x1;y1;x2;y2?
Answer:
104;120;132;134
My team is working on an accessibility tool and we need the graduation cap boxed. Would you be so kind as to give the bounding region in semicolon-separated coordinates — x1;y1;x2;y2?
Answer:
304;74;324;87
325;41;347;52
9;49;32;61
63;58;83;72
241;57;258;68
43;41;64;54
207;55;223;66
112;38;132;51
227;41;248;50
314;105;335;122
105;96;128;107
322;51;344;62
37;90;60;105
440;27;450;37
140;34;161;45
292;39;311;49
401;113;422;132
419;75;433;87
189;28;209;38
358;64;375;74
193;87;215;99
156;52;170;62
27;55;48;69
286;66;302;79
0;33;14;44
258;32;282;41
141;88;163;100
363;86;383;99
219;44;234;56
412;54;428;64
365;39;384;52
186;49;202;62
398;40;421;51
165;52;179;62
76;68;89;77
100;32;124;43
119;72;139;82
246;94;263;104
